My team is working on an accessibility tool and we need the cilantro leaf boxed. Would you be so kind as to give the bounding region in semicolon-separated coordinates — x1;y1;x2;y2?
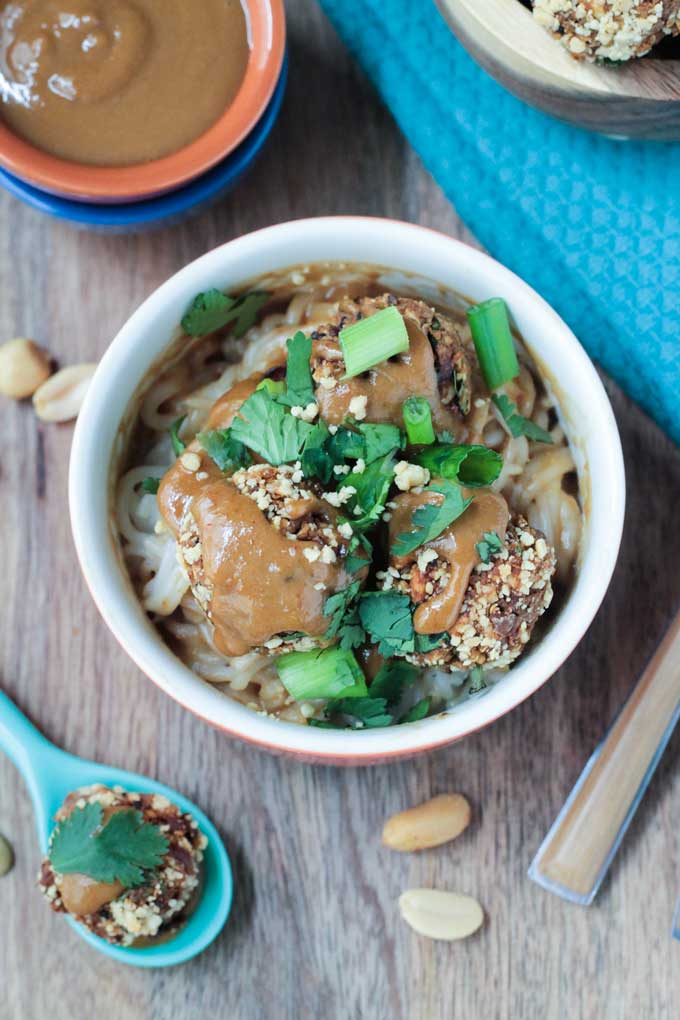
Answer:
141;476;160;494
181;289;269;338
346;452;397;532
323;580;363;640
492;394;553;444
413;443;502;487
415;631;447;653
326;426;366;463
49;803;168;888
299;423;400;485
475;530;503;564
198;428;251;473
309;696;394;729
230;389;314;465
169;416;186;456
300;420;333;482
344;532;373;574
392;480;473;556
277;332;315;408
399;698;431;724
369;659;417;704
358;423;403;464
358;591;415;657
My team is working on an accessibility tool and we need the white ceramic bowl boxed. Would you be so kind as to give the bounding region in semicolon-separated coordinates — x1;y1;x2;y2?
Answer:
69;217;625;764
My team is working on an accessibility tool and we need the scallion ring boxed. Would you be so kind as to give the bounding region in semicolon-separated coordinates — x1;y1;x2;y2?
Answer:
339;306;409;379
466;298;520;391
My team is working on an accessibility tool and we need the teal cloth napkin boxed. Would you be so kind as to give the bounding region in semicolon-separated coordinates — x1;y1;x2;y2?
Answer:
318;0;680;443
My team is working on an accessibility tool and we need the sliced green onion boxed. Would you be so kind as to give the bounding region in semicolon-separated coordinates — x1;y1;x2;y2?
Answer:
402;396;435;445
413;443;502;487
466;298;520;391
141;476;160;494
256;377;286;396
339;306;409;378
276;646;368;701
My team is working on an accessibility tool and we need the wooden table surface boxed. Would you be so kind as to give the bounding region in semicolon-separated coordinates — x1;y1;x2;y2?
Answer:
2;3;680;1018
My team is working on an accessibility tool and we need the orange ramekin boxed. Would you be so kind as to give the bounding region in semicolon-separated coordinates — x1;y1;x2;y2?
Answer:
0;0;285;204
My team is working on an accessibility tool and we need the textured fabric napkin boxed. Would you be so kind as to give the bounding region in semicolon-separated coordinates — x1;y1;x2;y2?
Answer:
318;0;680;443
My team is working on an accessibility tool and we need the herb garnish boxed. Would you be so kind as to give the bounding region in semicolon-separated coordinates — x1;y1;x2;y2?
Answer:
413;443;502;487
300;422;401;484
399;698;431;724
358;423;402;464
358;591;416;657
391;480;473;556
309;660;425;729
323;580;364;647
169;416;186;456
312;696;394;729
277;331;315;408
345;452;397;532
198;429;251;473
49;803;168;888
181;289;270;338
230;388;314;465
492;394;553;444
475;530;503;563
141;476;160;495
369;659;418;703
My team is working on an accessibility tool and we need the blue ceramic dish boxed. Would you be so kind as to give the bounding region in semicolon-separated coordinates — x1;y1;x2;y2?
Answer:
0;54;287;233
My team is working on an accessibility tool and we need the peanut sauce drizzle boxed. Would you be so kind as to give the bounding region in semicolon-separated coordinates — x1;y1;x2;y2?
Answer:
389;489;509;635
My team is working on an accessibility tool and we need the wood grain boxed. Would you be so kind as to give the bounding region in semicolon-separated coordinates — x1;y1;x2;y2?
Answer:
1;2;679;1017
437;0;680;140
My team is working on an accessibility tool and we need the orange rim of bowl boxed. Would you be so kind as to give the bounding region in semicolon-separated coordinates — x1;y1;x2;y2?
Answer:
0;0;286;202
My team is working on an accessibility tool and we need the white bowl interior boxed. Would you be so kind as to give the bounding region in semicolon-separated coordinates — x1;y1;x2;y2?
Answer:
69;218;625;760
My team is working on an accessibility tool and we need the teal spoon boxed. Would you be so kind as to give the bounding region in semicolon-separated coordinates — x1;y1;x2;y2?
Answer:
0;689;233;967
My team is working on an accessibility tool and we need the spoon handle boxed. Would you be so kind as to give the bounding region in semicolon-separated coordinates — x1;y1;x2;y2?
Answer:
0;689;62;837
529;610;680;904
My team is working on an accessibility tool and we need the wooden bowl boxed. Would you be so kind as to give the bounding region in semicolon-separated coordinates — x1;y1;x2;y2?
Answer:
436;0;680;140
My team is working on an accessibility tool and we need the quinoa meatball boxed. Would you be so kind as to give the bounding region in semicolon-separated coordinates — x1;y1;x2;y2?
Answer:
533;0;680;61
310;294;474;432
383;516;557;671
39;785;206;948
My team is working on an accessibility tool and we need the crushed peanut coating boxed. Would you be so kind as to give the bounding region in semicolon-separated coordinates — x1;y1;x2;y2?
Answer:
384;517;557;671
533;0;680;61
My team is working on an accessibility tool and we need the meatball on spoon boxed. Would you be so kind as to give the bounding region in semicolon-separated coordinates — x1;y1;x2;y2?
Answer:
0;689;232;966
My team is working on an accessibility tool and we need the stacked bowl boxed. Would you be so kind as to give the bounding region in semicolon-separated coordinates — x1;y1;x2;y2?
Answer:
0;0;286;231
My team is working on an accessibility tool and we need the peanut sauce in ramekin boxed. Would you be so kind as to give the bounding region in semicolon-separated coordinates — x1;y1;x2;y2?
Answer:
0;0;250;165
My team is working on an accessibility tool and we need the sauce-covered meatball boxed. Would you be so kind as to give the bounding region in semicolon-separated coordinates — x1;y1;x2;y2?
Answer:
39;785;206;947
310;294;474;433
159;457;362;657
383;501;556;671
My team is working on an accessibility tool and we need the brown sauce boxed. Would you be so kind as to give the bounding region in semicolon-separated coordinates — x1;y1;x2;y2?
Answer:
389;489;509;634
160;468;354;657
314;318;465;437
0;0;250;165
59;872;124;916
55;804;126;915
